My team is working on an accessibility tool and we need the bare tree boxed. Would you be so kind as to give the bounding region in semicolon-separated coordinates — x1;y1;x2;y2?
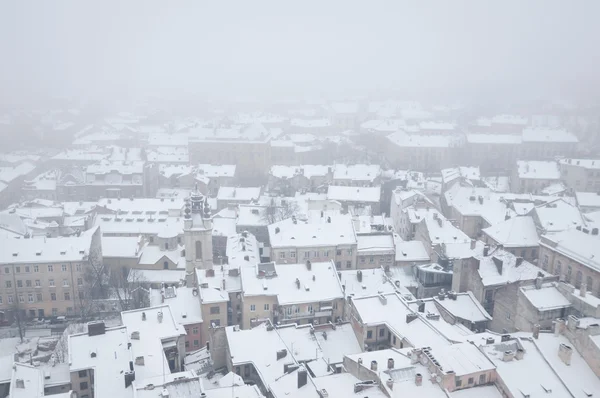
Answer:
110;269;149;312
261;198;300;224
10;303;25;343
51;323;86;364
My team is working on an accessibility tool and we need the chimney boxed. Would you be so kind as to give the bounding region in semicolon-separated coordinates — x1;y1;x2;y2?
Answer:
580;284;587;297
558;343;573;366
415;373;423;386
483;245;490;257
306;260;312;270
386;378;394;390
370;360;378;371
470;239;476;250
492;256;503;275
357;270;363;282
554;318;565;336
87;321;106;336
406;313;418;323
131;331;140;340
502;350;515;362
297;367;308;389
515;348;525;360
387;358;394;369
417;301;425;313
533;324;540;339
535;277;543;289
221;278;226;290
157;311;163;323
276;349;287;360
142;312;146;321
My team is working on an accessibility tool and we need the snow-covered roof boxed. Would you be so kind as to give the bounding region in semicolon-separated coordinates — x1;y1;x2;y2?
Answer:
217;186;261;202
241;261;344;305
146;146;189;163
558;158;600;169
101;236;142;258
534;199;583;233
86;160;144;175
149;287;203;326
430;292;492;323
475;249;550;287
10;363;44;398
268;215;357;248
147;132;189;147
226;232;260;267
128;269;185;284
521;127;578;143
394;239;430;262
139;244;186;269
0;161;36;183
133;371;203;398
357;234;395;254
361;119;406;132
290;118;331;128
576;191;600;209
441;166;481;185
68;325;134;398
0;227;96;264
270;165;331;179
339;268;396;298
520;283;571;311
482;216;539;248
333;164;381;182
540;229;600;273
94;214;183;236
466;133;522;145
516;160;561;180
330;102;359;114
387;131;462;148
327;185;380;203
422;211;471;246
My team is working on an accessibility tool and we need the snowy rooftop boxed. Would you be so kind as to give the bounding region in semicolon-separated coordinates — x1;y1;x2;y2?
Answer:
133;371;202;398
290;118;331;128
0;227;95;264
426;292;492;323
387;131;462;148
357;234;395;254
482;216;539;248
149;286;203;325
241;261;344;305
226;232;261;267
558;158;600;169
94;214;183;236
444;187;516;226
576;191;600;209
327;185;381;203
540;229;600;273
394;239;430;262
466;133;522;145
9;363;44;398
422;211;470;246
516;160;561;180
147;132;189;147
268;215;357;248
128;269;185;284
339;268;396;298
197;264;243;293
361;119;406;132
217;186;261;202
146;147;189;163
534;198;583;233
0;161;36;183
270;164;331;179
87;160;144;175
440;166;481;185
333;164;381;182
98;197;184;214
68;325;134;398
138;243;186;269
475;249;550;287
520;282;571;311
521;127;579;143
101;236;142;258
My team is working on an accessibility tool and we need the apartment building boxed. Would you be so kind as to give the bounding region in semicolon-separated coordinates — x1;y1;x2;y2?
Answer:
464;134;521;172
267;165;332;195
520;127;578;160
0;226;101;322
385;131;463;171
558;158;600;192
239;261;345;329
511;160;561;194
326;185;381;215
268;214;358;270
85;160;159;200
539;228;600;298
356;233;395;270
159;164;236;196
481;216;540;262
332;164;381;187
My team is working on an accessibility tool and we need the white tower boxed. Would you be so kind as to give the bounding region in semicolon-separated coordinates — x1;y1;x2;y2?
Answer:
184;189;213;286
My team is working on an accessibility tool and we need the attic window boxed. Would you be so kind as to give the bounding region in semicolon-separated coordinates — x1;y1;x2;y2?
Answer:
12;252;18;257
60;251;67;255
36;251;42;256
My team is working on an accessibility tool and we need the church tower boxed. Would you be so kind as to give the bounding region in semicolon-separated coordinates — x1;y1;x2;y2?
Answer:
184;188;213;286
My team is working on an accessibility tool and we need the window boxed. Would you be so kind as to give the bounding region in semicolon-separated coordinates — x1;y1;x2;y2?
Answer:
24;266;30;273
195;241;203;260
210;306;220;314
360;257;365;263
586;276;593;292
346;261;351;269
26;280;31;287
290;252;296;258
4;267;9;274
163;261;169;270
336;250;341;256
35;280;40;287
36;293;42;302
15;266;20;273
379;328;385;337
49;279;55;287
63;279;69;287
48;265;53;272
575;270;583;289
78;291;84;300
250;304;256;312
347;249;352;255
51;293;56;301
76;264;82;272
566;265;572;282
335;261;341;269
479;374;486;384
468;377;474;385
80;382;88;390
165;243;169;250
264;304;270;311
324;251;329;257
5;281;10;288
192;327;199;335
279;252;286;259
369;256;374;263
367;330;373;339
312;251;318;258
532;249;537;258
77;278;83;286
304;252;310;259
78;370;87;378
0;296;2;304
33;265;39;273
28;294;33;303
52;308;57;316
542;255;549;270
193;340;199;347
521;249;526;258
456;379;462;387
17;280;22;288
18;295;24;303
185;341;190;348
8;295;13;303
64;292;71;300
393;336;397;345
555;261;562;277
62;264;67;272
212;319;221;327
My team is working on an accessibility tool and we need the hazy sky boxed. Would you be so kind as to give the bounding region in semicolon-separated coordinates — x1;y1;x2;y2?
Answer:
1;1;599;104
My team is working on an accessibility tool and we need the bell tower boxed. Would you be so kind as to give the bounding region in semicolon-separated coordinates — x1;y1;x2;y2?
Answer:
184;187;213;286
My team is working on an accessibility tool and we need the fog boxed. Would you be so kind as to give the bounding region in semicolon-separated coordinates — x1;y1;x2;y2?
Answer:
1;0;599;105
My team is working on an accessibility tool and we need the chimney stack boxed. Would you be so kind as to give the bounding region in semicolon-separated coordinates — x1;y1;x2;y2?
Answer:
470;239;476;250
558;343;573;366
387;358;394;369
533;324;540;339
415;373;423;386
297;367;308;389
370;360;378;371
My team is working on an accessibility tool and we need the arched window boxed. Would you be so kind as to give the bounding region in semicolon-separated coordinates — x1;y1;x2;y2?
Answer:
165;242;169;250
163;261;169;270
586;276;593;293
575;270;583;289
566;265;572;282
555;261;562;277
195;241;203;260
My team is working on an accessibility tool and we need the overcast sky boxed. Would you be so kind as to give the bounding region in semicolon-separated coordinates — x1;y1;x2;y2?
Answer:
1;1;599;105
